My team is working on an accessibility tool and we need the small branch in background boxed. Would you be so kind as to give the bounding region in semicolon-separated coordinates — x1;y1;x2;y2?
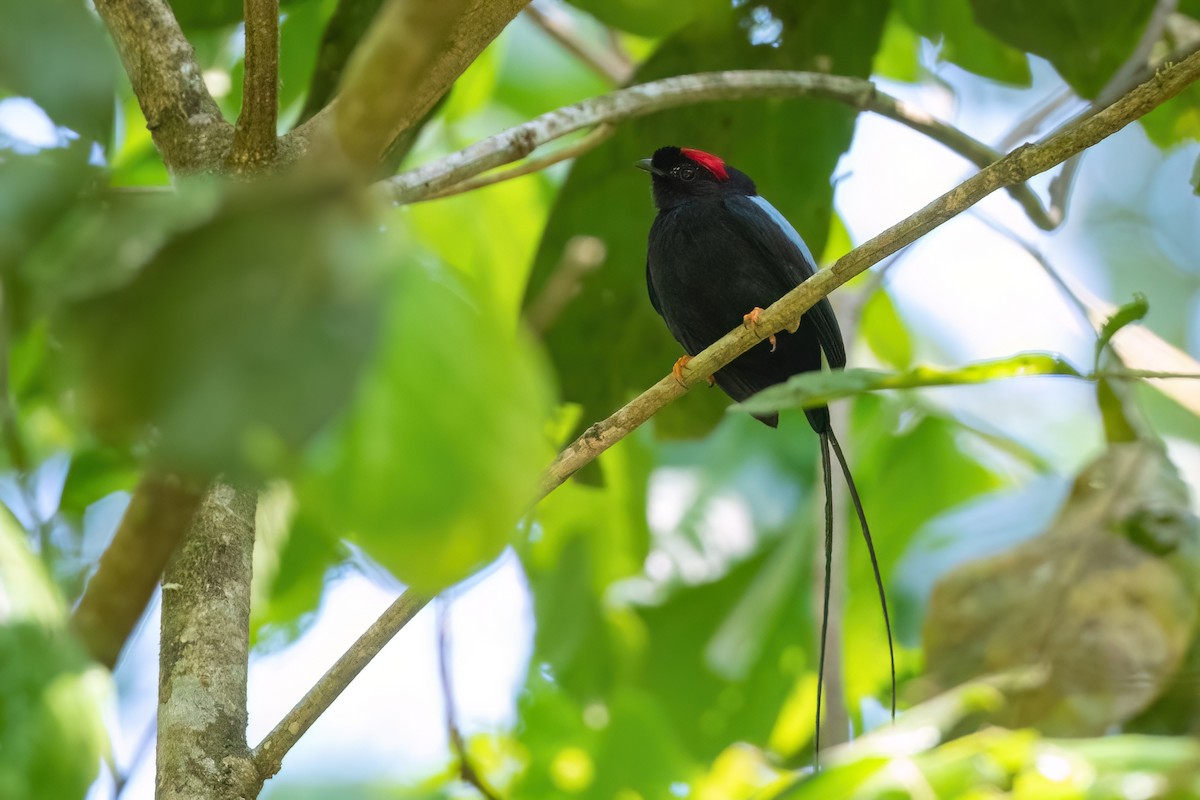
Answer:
997;86;1077;151
524;235;608;336
525;3;633;84
71;474;204;669
230;0;280;168
92;0;234;173
424;124;615;201
252;589;431;781
438;599;502;800
533;51;1200;499
1046;0;1179;223
156;483;259;799
384;70;1055;229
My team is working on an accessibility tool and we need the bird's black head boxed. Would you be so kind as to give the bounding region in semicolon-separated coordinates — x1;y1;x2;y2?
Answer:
637;146;756;210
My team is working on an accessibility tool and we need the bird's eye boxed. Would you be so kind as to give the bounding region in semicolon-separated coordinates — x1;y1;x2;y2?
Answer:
678;166;696;181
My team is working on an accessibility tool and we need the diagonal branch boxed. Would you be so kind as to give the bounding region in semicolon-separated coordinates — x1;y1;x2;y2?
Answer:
535;50;1200;498
524;4;632;84
382;71;1058;229
251;590;431;781
288;0;531;168
92;0;233;173
230;0;280;168
71;474;204;669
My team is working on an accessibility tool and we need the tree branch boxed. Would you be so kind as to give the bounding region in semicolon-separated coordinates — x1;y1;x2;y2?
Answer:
535;50;1200;499
230;0;280;168
156;483;259;800
71;474;204;669
383;71;1057;229
524;4;632;84
251;589;431;781
289;0;530;168
92;0;233;173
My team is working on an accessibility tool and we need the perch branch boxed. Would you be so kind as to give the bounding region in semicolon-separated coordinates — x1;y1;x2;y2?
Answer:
251;590;431;780
535;50;1200;499
92;0;233;173
230;0;280;167
384;71;1057;229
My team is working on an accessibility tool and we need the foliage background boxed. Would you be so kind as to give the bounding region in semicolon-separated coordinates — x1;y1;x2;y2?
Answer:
1;0;1199;798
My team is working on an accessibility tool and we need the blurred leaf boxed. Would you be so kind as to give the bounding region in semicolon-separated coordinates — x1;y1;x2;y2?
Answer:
924;440;1200;734
968;0;1155;97
0;0;117;142
871;12;921;83
251;508;345;647
299;0;384;122
57;447;139;521
526;0;889;439
564;0;724;38
278;0;337;123
1141;84;1200;149
0;144;98;276
859;288;913;369
0;510;108;800
172;0;320;31
895;0;1031;84
300;263;554;595
58;180;387;477
1094;292;1149;371
733;352;1080;415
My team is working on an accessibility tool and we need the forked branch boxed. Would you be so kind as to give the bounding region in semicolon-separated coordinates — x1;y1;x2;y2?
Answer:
230;0;280;167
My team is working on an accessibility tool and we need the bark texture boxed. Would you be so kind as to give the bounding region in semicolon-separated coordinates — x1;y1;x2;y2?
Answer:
156;484;260;800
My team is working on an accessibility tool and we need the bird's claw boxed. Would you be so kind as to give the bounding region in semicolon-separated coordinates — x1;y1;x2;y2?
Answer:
672;355;715;387
743;306;777;352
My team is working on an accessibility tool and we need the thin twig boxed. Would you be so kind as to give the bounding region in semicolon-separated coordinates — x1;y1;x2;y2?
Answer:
384;71;1057;229
997;86;1077;151
437;599;502;800
1047;0;1179;222
524;235;608;336
230;0;280;168
423;124;616;201
252;590;431;780
92;0;234;173
534;51;1200;500
524;4;632;84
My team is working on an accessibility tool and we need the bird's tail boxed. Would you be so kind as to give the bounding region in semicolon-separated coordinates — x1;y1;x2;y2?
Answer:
814;426;895;765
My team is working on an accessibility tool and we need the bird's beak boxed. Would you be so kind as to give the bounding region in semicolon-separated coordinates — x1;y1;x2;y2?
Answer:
635;158;659;175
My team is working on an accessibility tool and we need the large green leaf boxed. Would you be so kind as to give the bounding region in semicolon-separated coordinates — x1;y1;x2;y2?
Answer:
1141;84;1200;148
300;262;554;595
968;0;1156;97
0;0;117;143
525;0;888;440
564;0;724;37
894;0;1031;85
57;180;387;477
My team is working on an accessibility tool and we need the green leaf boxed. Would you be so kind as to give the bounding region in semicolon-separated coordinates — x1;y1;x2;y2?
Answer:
300;263;554;595
1141;84;1200;149
968;0;1155;97
1094;292;1149;371
0;0;117;142
895;0;1031;84
57;180;388;478
732;352;1081;416
859;288;913;369
57;447;139;521
172;0;320;31
871;12;922;84
0;510;109;800
526;0;889;439
251;507;345;648
0;144;98;277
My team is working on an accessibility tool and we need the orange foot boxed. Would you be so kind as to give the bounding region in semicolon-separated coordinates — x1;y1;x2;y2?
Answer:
672;355;715;388
743;306;777;352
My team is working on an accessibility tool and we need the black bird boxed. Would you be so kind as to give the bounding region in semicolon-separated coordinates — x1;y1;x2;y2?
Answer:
638;145;894;759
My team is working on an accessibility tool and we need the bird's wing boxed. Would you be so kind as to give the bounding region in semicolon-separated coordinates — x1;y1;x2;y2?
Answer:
646;256;663;316
722;194;846;369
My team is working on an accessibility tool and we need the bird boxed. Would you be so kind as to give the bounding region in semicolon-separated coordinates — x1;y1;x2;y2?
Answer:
638;145;893;761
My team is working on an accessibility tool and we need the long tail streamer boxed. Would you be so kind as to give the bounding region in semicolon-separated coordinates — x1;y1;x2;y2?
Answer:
813;427;896;766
